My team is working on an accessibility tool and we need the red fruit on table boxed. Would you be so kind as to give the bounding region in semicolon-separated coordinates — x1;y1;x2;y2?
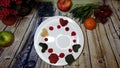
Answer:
57;0;72;12
99;5;109;11
101;18;108;24
102;10;112;17
94;10;102;17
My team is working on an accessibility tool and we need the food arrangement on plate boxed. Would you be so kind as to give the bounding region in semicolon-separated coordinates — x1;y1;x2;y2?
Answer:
34;0;112;66
34;16;84;66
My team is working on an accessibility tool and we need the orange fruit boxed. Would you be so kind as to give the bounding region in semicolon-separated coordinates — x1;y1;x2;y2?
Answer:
84;18;97;30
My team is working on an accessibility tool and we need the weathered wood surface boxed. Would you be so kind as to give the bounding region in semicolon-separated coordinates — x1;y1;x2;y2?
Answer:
0;0;120;68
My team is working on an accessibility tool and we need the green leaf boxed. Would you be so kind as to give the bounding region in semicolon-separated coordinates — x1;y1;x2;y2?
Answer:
72;44;81;52
65;54;75;65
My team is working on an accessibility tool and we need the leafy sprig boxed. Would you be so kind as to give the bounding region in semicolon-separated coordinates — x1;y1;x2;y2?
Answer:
70;4;100;23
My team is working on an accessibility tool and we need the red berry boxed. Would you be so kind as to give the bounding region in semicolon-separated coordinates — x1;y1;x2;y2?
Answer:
103;10;112;17
101;18;108;24
71;31;76;36
99;5;109;11
49;26;54;30
44;38;48;41
57;25;61;29
48;48;53;53
65;27;69;31
73;39;76;43
68;49;72;52
59;53;65;58
94;10;101;17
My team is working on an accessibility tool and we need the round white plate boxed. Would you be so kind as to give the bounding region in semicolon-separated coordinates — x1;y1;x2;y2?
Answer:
34;16;84;66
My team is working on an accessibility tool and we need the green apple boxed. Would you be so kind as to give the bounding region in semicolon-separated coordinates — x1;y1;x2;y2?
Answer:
0;31;14;47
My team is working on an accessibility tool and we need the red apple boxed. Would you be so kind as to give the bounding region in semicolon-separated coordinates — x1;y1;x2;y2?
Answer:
57;0;72;12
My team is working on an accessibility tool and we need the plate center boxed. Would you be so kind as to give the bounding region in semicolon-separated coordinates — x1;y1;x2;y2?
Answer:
56;34;71;49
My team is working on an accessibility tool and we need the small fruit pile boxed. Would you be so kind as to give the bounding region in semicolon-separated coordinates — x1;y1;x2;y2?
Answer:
94;5;112;24
71;4;112;30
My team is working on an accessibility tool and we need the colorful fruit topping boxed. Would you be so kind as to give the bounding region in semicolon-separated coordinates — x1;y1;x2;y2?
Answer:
60;18;68;27
65;54;75;65
48;53;59;64
44;38;48;42
57;25;61;29
94;5;112;24
40;28;48;37
48;48;53;53
68;49;72;53
65;27;69;31
71;31;76;36
59;53;65;58
49;26;54;31
39;43;48;53
84;18;97;30
73;39;76;43
72;44;81;53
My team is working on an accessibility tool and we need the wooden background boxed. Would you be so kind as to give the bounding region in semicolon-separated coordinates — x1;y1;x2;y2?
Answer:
0;0;120;68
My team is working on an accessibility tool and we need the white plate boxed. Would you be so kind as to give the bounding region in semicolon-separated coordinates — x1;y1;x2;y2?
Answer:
34;16;84;66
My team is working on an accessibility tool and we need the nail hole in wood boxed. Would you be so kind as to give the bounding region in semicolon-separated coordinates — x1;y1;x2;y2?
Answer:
98;60;103;63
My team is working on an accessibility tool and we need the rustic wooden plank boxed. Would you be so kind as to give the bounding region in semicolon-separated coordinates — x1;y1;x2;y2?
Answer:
0;9;35;68
104;23;120;67
106;1;120;36
107;18;120;55
86;27;105;68
54;66;63;68
108;18;119;39
77;24;91;68
9;12;38;68
114;39;120;56
36;60;46;68
97;23;118;68
35;58;42;68
111;0;120;20
0;20;7;31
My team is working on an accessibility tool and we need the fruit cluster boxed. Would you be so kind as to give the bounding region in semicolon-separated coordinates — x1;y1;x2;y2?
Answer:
94;5;112;24
0;0;22;19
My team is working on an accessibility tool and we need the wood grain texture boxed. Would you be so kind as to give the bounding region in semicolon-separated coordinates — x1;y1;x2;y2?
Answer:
0;0;120;68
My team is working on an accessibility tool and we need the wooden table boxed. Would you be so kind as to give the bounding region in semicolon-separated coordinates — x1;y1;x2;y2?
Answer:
0;0;120;68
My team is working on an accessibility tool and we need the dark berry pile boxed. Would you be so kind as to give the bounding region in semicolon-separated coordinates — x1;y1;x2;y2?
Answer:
94;5;112;24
